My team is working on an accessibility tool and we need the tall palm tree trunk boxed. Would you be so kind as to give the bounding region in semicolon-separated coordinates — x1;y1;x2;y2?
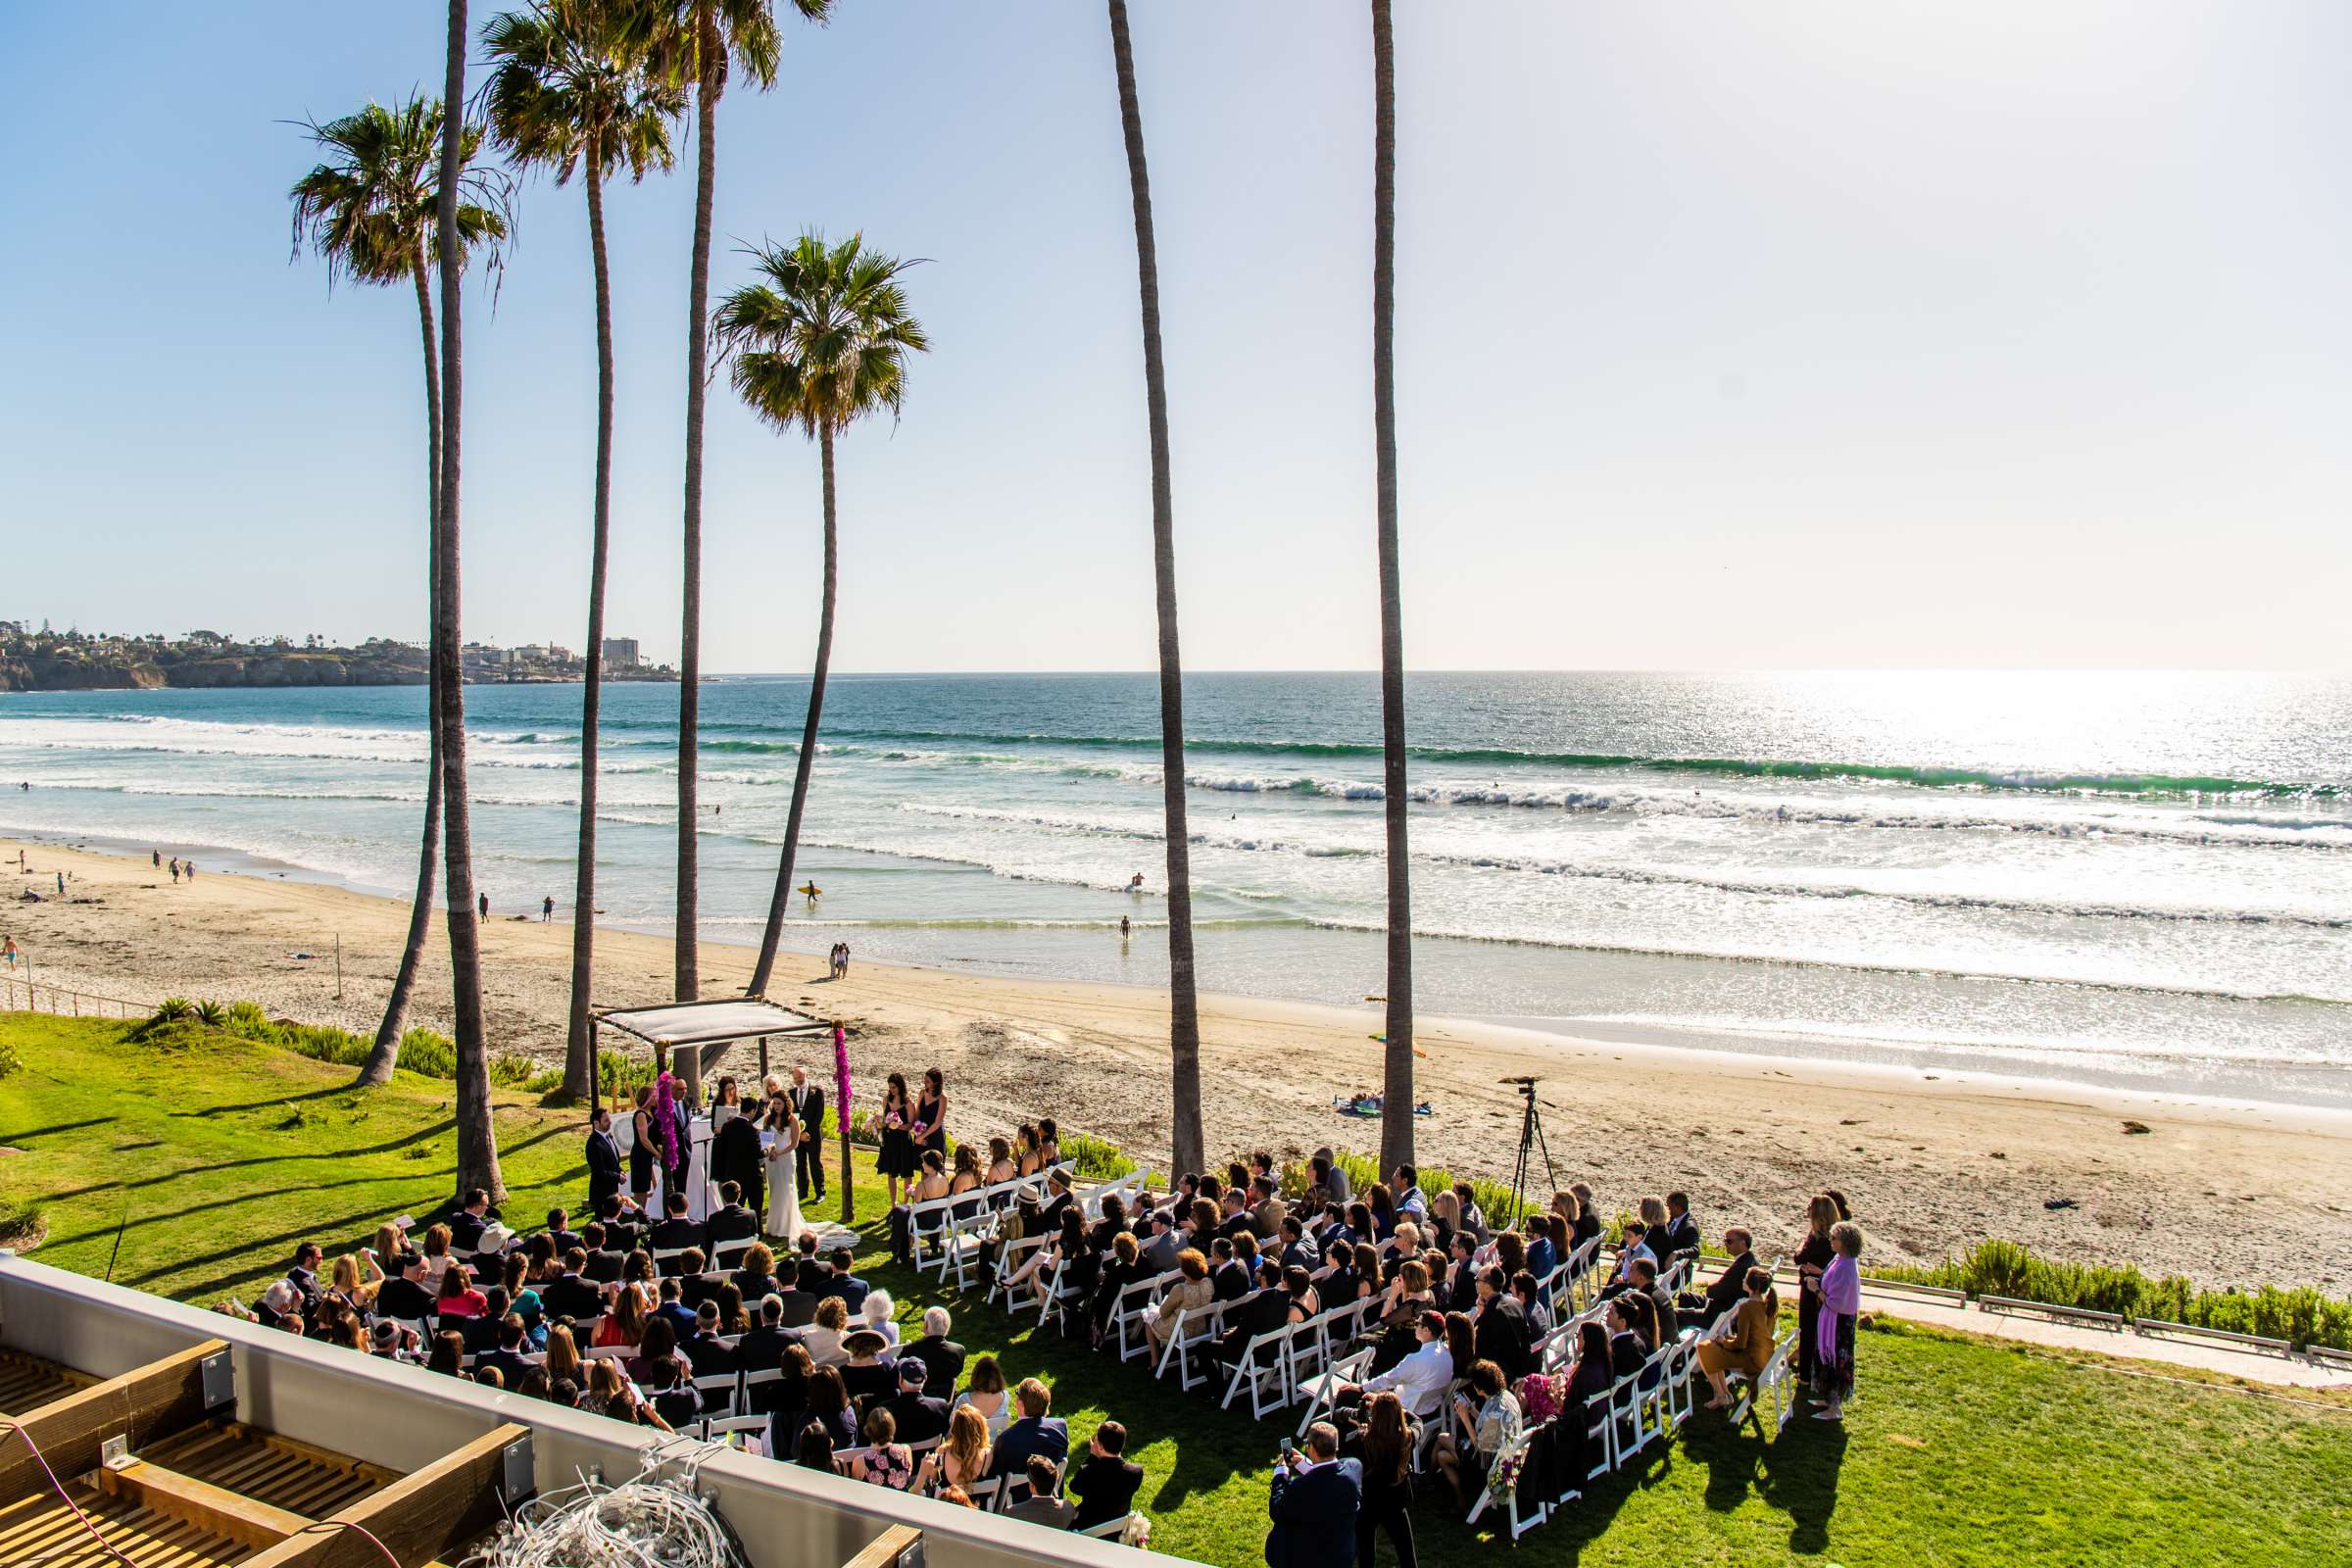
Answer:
1107;0;1204;1180
438;0;503;1200
564;150;616;1102
1371;0;1413;1176
357;258;447;1087
674;2;720;1056
747;425;838;999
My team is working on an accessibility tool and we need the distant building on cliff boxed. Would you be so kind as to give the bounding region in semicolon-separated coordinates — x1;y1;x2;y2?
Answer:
602;637;642;671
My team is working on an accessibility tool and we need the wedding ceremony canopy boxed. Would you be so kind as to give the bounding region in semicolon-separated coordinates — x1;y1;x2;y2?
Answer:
592;997;832;1102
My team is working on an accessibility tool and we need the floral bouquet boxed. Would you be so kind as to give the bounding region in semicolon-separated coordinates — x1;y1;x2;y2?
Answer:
1515;1371;1567;1424
1486;1433;1531;1505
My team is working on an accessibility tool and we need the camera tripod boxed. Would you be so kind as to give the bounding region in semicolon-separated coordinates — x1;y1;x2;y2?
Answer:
1503;1075;1558;1221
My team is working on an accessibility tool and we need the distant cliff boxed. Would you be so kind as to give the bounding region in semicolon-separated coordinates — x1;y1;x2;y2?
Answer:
0;652;426;692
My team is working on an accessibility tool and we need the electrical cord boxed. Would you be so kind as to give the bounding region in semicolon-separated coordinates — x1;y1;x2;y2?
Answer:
460;1436;747;1568
0;1418;147;1568
1;1419;415;1568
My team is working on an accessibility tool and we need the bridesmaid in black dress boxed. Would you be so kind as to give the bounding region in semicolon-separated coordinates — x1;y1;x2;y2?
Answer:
1792;1194;1838;1394
628;1086;658;1211
876;1072;919;1205
913;1068;949;1160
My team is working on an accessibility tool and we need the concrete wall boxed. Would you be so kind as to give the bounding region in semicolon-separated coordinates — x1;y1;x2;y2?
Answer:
0;1253;1181;1568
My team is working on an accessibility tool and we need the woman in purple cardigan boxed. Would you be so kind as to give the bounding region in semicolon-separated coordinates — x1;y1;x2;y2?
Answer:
1812;1221;1865;1421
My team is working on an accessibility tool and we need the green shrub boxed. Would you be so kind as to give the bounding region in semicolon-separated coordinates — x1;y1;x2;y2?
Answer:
154;997;193;1022
527;1068;565;1096
1286;1148;1530;1228
192;1000;227;1027
488;1053;538;1089
225;1000;271;1032
395;1028;456;1080
1871;1238;2352;1351
595;1050;656;1101
0;1195;43;1250
1065;1131;1136;1182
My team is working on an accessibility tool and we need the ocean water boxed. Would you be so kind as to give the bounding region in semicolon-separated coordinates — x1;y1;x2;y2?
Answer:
4;671;2348;1106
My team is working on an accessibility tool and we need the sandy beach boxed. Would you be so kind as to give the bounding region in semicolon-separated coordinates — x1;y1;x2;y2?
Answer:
5;831;2346;1296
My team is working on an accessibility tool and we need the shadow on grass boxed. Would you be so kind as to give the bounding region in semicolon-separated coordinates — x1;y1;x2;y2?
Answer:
47;1121;581;1271
1761;1412;1848;1555
172;1083;366;1117
0;1114;120;1143
38;1117;462;1203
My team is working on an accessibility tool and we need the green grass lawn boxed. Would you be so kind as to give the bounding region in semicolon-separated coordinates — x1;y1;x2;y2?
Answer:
5;1013;2349;1567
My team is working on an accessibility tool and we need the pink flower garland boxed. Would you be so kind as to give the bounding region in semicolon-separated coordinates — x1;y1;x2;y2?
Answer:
832;1025;852;1136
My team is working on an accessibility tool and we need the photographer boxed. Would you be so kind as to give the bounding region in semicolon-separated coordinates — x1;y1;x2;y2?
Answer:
1264;1422;1359;1568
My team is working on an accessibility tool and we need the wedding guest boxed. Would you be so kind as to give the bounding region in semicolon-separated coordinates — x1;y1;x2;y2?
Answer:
1792;1194;1838;1391
1698;1267;1781;1410
877;1072;919;1207
1813;1222;1865;1422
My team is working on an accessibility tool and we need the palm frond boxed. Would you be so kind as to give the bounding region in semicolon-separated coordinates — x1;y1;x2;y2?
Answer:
286;93;514;291
713;228;929;440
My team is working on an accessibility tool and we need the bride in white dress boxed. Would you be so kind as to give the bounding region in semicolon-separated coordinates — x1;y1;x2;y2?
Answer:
762;1093;805;1243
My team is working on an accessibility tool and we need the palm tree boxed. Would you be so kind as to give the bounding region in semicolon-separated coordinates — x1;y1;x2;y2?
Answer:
659;0;829;1051
720;233;929;1010
436;0;504;1201
1370;0;1414;1176
485;0;682;1102
1104;0;1205;1180
289;97;509;1089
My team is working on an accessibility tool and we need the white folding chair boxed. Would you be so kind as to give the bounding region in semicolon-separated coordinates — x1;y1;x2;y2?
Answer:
1296;1346;1373;1439
1462;1425;1544;1541
1112;1270;1180;1363
1155;1299;1227;1392
693;1370;741;1418
1077;1512;1141;1543
709;1237;755;1268
1219;1323;1295;1418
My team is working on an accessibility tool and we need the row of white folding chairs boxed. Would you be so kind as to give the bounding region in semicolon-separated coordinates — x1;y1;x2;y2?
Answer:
909;1161;1076;1288
649;1235;758;1275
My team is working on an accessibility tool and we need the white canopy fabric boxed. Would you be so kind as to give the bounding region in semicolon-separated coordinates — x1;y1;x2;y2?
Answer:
595;998;828;1048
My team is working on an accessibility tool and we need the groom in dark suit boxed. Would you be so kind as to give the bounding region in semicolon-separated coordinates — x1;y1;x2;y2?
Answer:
585;1106;624;1211
710;1105;766;1220
788;1066;825;1201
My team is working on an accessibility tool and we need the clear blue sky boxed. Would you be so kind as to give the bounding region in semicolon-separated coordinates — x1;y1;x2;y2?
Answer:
4;2;2347;671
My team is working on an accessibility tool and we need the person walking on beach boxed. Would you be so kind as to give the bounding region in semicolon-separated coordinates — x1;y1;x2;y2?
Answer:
3;936;18;969
185;861;196;881
152;849;161;868
478;892;489;920
56;871;65;897
542;895;554;922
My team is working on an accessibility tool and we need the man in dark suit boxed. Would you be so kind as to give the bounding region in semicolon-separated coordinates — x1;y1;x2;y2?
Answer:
653;1277;699;1343
650;1192;703;1254
1659;1191;1702;1264
1138;1211;1182;1276
541;1207;585;1257
1277;1215;1319;1273
1265;1423;1360;1568
285;1243;325;1316
1068;1420;1145;1533
1680;1227;1756;1330
445;1189;493;1254
1209;1239;1250;1302
705;1182;760;1249
542;1250;604;1321
710;1112;765;1221
825;1249;869;1315
594;1197;646;1253
473;1314;537;1388
581;1225;627;1285
793;1233;828;1295
1472;1266;1532;1383
736;1294;800;1373
902;1305;966;1393
1219;1261;1292;1379
985;1378;1070;1485
678;1300;737;1376
880;1358;949;1446
1444;1233;1480;1313
585;1108;624;1211
788;1066;826;1200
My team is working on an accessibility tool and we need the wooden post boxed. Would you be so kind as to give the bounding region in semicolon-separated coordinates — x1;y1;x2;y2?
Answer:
0;1340;231;1497
335;934;343;1002
237;1422;531;1568
844;1525;923;1568
759;1033;769;1085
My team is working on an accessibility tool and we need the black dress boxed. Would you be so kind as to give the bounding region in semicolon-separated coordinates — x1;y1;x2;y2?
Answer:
876;1096;919;1180
915;1093;947;1156
1793;1231;1835;1385
629;1109;657;1195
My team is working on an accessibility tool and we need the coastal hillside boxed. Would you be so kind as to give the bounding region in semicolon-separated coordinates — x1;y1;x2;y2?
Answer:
0;648;426;692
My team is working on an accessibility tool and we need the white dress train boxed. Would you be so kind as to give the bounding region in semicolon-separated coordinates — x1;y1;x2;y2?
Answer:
765;1121;806;1243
